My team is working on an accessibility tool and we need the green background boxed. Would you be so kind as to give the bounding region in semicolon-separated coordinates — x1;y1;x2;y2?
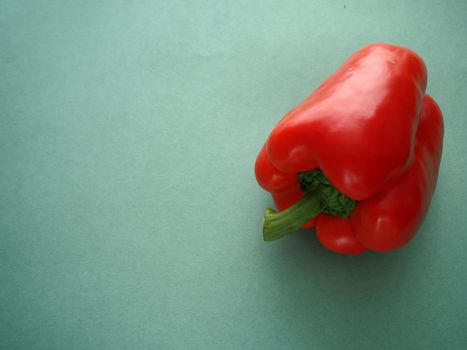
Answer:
2;1;467;349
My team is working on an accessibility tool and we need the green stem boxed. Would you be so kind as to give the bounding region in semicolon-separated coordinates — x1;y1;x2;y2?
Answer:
263;192;325;241
262;169;356;242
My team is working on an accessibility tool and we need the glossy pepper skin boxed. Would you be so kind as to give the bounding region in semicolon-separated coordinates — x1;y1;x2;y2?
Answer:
255;43;444;254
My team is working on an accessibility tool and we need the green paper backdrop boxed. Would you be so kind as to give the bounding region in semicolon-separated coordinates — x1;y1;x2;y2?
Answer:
2;1;467;349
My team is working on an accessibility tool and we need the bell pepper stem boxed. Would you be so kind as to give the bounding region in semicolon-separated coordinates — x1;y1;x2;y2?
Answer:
262;170;356;242
263;193;325;241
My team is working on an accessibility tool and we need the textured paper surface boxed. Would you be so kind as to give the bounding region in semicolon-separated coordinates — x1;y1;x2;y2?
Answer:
1;1;467;349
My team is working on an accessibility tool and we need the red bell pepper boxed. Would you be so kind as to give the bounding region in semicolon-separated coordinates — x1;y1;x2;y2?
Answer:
255;43;444;254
